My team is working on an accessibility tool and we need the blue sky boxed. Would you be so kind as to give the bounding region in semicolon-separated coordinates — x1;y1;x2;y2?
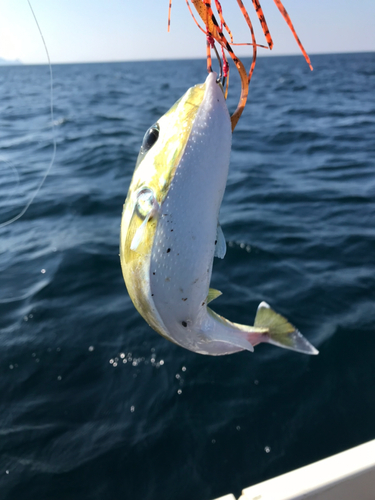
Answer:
1;0;375;64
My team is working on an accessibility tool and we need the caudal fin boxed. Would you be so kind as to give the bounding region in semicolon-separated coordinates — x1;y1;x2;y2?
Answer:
254;301;318;355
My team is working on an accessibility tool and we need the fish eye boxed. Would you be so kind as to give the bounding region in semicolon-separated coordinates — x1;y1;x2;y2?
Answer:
141;123;159;153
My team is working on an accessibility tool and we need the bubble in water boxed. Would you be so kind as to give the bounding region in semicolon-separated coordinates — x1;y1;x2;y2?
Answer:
177;389;182;395
236;426;241;431
175;374;180;379
130;406;135;412
88;346;94;352
264;446;271;453
9;365;14;370
120;353;125;359
181;366;186;372
41;269;46;274
159;359;164;365
109;359;114;364
57;375;62;381
212;439;216;444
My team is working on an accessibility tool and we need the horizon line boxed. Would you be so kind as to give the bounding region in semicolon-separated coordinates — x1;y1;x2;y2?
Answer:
1;49;374;67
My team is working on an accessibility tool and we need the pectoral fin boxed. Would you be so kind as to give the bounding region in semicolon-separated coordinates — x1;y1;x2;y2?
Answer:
130;188;160;253
130;213;151;252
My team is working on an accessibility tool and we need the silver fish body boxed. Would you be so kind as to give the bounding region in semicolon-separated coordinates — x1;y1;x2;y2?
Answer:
120;72;318;357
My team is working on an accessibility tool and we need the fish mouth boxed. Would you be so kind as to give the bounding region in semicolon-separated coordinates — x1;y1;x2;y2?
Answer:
205;71;226;99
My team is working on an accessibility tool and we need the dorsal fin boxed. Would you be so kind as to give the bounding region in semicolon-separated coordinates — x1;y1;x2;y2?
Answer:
207;288;222;304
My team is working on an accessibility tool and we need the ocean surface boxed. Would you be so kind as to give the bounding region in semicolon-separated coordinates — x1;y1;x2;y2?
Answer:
0;52;374;500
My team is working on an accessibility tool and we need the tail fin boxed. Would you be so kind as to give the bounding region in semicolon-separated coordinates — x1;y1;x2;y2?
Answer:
254;301;318;355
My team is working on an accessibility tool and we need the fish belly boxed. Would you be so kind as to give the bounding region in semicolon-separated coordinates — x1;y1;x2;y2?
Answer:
150;77;232;350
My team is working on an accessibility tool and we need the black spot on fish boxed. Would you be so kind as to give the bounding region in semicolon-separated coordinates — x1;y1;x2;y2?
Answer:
202;301;205;306
182;321;187;327
170;229;173;232
153;272;156;275
182;298;187;301
215;240;217;245
167;248;171;253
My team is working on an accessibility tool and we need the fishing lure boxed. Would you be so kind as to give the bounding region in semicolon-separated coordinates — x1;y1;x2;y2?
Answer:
169;0;313;130
119;1;318;356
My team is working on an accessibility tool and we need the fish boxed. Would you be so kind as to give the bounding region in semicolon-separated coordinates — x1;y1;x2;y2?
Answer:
120;72;318;356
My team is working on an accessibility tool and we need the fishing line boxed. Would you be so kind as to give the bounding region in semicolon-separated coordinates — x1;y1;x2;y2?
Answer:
0;0;56;228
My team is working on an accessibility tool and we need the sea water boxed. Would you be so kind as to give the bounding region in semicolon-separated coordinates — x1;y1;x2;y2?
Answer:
0;53;375;500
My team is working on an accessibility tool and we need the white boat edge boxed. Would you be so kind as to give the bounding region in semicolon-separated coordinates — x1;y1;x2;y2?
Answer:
213;438;375;500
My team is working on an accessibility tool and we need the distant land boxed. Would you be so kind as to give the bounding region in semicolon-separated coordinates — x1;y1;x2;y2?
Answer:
0;57;23;65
